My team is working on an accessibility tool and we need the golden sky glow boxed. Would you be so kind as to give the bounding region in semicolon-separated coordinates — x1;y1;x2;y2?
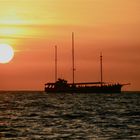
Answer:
0;0;140;90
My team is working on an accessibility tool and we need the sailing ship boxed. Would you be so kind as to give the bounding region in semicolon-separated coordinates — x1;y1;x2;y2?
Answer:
45;33;129;93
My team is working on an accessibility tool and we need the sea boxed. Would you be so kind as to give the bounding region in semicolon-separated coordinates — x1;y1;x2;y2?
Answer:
0;91;140;140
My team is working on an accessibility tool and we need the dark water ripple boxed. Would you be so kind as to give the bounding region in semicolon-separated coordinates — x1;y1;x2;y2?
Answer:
0;91;140;139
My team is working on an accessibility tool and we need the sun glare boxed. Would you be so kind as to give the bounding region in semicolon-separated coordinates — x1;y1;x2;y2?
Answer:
0;44;14;63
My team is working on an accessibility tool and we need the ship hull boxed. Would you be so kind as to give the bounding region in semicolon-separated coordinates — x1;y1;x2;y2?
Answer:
45;84;122;93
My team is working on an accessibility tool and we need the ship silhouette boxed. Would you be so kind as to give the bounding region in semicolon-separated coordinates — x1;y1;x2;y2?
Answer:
45;33;130;93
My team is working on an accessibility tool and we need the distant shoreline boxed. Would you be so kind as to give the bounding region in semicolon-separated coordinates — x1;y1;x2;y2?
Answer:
0;91;140;93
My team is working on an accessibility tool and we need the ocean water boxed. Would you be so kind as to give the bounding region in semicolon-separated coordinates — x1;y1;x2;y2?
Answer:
0;91;140;140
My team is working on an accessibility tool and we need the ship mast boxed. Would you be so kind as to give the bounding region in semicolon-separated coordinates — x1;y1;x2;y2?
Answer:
100;52;103;86
72;32;75;85
55;45;57;82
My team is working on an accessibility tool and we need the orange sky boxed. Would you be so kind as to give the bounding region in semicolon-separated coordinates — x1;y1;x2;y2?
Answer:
0;0;139;90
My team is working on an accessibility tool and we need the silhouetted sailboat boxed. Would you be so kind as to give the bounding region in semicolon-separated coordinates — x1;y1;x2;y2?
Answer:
45;33;130;93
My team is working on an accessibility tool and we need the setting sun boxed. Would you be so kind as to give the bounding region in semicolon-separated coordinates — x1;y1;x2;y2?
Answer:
0;44;14;63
